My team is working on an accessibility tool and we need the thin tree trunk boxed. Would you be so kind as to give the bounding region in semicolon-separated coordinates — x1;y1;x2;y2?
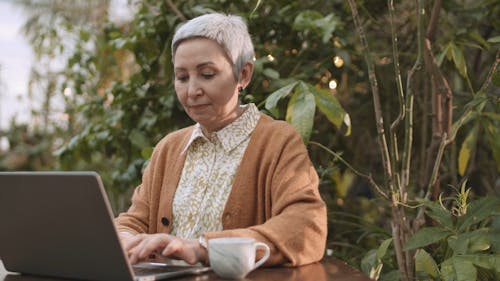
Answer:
348;1;411;280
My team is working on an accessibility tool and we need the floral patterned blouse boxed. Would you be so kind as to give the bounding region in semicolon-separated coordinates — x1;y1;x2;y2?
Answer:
170;103;260;239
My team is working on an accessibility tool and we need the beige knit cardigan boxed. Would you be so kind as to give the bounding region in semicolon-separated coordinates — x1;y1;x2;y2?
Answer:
114;113;327;266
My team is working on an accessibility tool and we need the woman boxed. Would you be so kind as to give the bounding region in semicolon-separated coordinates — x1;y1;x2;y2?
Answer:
115;13;327;267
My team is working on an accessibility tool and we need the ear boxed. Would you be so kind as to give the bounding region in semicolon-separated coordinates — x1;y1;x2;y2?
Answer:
238;62;254;89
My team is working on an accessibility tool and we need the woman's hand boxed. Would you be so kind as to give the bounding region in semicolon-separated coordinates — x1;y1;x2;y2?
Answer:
121;233;208;265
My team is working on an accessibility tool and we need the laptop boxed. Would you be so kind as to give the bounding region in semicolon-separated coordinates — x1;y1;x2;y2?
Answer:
0;171;211;281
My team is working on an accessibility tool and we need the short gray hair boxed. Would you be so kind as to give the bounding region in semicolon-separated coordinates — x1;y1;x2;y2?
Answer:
171;13;255;81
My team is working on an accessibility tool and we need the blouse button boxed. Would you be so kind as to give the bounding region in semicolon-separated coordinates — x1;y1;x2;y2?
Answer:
161;217;170;226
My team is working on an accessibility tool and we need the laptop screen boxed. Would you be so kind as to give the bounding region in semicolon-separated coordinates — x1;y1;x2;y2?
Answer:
0;172;136;281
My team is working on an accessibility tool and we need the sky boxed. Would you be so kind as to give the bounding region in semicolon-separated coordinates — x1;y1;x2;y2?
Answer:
0;0;133;131
0;0;33;129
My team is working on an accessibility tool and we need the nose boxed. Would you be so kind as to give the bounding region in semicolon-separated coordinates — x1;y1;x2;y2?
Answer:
187;79;202;98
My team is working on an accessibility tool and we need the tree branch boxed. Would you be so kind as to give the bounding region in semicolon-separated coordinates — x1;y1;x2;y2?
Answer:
426;0;442;41
309;141;389;200
347;0;394;193
165;0;186;21
479;50;500;94
422;37;453;193
402;0;425;198
391;222;409;281
414;133;448;229
388;0;405;198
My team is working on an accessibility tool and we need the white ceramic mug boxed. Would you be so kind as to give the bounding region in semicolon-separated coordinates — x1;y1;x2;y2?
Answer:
208;237;270;279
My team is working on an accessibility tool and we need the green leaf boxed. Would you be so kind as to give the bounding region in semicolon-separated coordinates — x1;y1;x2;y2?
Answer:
457;197;500;231
466;254;500;272
492;68;500;87
487;35;500;43
293;10;322;30
360;238;392;280
459;41;484;50
404;227;452;251
361;249;377;276
317;14;340;43
107;109;124;127
448;229;492;255
415;249;439;280
468;232;491;253
482;112;500;121
445;42;454;61
361;249;383;280
262;68;280;80
376;238;393;260
441;255;500;281
463;93;488;111
292;11;340;43
138;114;158;130
140;147;153;159
484;119;500;173
437;44;451;66
458;124;479;176
310;84;351;136
491;220;500;253
446;235;465;255
467;32;490;49
418;199;454;229
129;129;150;149
79;29;91;42
451;43;468;78
440;256;477;281
264;81;299;111
286;82;316;143
379;270;402;281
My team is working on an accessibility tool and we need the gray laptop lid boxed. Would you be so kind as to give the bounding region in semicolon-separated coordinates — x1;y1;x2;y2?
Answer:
0;171;135;281
0;172;210;281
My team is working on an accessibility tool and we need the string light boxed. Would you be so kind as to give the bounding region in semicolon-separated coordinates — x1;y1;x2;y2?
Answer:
63;87;73;97
329;79;338;90
333;56;344;68
333;38;342;48
379;57;391;65
337;198;344;206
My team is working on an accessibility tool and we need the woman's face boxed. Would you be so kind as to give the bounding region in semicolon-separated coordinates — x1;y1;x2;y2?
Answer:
174;37;246;133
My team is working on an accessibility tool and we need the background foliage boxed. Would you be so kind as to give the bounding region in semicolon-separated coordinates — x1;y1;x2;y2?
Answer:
1;0;499;279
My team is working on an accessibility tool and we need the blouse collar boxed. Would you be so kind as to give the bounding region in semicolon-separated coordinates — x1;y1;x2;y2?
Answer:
182;103;260;154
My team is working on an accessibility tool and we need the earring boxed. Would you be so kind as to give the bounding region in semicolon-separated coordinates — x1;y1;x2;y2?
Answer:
238;86;244;93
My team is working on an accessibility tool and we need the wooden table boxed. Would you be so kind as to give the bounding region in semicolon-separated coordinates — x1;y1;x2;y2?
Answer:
1;257;372;281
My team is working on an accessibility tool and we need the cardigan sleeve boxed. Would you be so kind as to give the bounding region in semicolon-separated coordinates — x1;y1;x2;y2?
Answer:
113;127;191;235
204;123;327;266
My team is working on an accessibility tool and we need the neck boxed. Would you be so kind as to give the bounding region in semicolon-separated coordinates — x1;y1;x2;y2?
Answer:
201;105;245;135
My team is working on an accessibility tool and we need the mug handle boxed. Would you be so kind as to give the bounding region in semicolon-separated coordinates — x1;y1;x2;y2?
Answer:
253;242;271;269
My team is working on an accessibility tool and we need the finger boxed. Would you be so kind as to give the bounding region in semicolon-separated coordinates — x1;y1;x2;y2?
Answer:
127;234;155;263
137;234;171;260
123;234;146;251
162;239;197;265
161;239;183;257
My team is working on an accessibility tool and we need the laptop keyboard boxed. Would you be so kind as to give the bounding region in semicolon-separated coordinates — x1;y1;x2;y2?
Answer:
133;263;200;276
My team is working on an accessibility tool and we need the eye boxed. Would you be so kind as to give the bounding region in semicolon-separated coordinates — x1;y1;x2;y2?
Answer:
201;73;215;80
175;75;189;82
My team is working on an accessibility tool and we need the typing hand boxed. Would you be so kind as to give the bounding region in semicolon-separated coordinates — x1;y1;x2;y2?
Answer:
122;233;207;265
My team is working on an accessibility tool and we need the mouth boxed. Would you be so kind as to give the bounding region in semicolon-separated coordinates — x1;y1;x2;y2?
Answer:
188;104;209;109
